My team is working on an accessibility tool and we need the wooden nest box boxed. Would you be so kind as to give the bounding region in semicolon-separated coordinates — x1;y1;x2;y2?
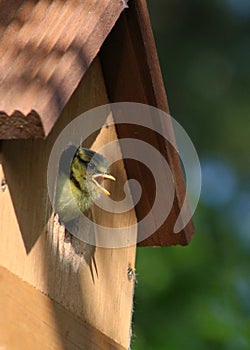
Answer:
0;1;194;349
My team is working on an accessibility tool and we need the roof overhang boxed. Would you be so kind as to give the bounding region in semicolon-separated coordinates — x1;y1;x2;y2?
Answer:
0;0;128;138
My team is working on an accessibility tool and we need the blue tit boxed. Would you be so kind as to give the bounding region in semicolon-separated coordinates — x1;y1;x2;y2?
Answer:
55;146;115;225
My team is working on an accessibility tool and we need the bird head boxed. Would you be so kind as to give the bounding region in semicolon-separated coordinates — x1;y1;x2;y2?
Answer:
70;147;115;198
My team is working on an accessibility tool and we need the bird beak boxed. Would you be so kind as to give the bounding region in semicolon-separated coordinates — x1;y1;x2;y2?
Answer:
92;174;116;196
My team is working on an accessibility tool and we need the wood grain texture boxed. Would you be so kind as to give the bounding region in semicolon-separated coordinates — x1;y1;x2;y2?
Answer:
0;266;127;350
100;0;194;246
0;58;136;349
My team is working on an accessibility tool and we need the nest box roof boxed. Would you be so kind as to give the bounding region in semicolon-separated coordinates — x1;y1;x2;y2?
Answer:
0;0;194;246
0;0;127;138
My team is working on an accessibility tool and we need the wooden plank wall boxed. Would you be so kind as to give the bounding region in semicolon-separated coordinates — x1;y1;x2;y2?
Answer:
0;266;127;350
0;58;137;349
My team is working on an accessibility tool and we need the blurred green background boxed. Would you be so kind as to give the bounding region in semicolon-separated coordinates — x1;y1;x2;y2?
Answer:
133;1;250;349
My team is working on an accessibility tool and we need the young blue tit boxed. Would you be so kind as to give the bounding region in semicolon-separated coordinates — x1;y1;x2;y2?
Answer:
55;146;115;225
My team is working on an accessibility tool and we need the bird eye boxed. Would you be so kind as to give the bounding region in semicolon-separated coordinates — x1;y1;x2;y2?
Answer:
88;162;95;170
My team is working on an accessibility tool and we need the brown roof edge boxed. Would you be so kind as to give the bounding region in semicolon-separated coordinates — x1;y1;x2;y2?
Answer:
100;0;195;246
0;110;44;139
0;0;127;139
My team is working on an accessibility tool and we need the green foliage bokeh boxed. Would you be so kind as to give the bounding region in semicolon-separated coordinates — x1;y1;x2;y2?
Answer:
133;1;250;349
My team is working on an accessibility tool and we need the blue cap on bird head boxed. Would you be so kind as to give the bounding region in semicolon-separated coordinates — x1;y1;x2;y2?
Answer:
76;147;109;174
